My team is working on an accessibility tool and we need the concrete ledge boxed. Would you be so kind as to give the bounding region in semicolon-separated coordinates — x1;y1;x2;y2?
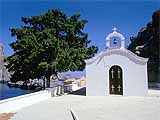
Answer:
0;90;51;113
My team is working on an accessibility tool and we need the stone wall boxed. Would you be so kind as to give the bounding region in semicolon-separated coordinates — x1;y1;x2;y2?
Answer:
0;90;51;113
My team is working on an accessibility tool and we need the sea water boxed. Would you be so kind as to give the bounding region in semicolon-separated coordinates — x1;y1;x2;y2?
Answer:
0;83;33;100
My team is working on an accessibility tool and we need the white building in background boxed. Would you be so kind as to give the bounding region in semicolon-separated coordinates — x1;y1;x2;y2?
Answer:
85;28;148;96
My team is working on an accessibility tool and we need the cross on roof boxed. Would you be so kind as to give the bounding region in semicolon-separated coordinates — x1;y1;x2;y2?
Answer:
112;27;117;32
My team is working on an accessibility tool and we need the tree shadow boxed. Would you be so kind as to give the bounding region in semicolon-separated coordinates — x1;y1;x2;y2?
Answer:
69;87;86;96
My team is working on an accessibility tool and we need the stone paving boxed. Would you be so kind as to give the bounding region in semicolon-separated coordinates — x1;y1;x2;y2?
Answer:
11;90;160;120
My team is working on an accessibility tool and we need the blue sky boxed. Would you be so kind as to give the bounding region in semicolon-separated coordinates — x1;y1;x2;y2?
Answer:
0;0;159;76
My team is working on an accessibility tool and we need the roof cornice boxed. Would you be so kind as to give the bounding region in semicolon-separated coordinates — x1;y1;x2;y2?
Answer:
85;48;148;65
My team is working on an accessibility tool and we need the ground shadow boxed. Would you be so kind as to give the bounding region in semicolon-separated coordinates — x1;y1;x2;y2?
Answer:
149;88;160;90
69;87;86;96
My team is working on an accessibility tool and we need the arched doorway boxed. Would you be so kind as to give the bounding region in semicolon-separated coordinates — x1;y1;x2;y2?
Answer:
109;65;123;95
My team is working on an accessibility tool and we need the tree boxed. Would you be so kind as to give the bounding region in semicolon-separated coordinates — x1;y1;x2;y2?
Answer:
6;9;98;87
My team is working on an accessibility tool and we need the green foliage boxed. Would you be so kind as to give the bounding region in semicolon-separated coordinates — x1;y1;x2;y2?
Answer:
6;9;98;85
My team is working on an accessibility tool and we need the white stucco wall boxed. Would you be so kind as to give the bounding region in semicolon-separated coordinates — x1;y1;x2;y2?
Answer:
0;90;51;113
86;60;108;96
86;49;148;96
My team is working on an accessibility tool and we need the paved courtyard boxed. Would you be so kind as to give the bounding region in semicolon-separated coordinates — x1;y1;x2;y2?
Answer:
11;89;160;120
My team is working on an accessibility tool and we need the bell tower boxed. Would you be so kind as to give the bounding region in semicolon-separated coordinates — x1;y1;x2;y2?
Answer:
106;27;125;49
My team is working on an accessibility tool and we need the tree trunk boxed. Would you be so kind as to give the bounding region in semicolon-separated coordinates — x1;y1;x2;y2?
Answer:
46;73;51;88
46;68;51;88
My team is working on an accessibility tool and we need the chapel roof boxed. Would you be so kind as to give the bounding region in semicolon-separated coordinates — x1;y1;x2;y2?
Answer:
85;47;148;65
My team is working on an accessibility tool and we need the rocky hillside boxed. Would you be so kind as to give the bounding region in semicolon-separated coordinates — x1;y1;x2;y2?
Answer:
0;44;10;82
128;10;160;82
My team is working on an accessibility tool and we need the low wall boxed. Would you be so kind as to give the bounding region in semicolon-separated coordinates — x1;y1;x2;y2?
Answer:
0;90;51;113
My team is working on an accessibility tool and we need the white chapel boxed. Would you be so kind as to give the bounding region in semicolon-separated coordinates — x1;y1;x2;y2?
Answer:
85;28;148;96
